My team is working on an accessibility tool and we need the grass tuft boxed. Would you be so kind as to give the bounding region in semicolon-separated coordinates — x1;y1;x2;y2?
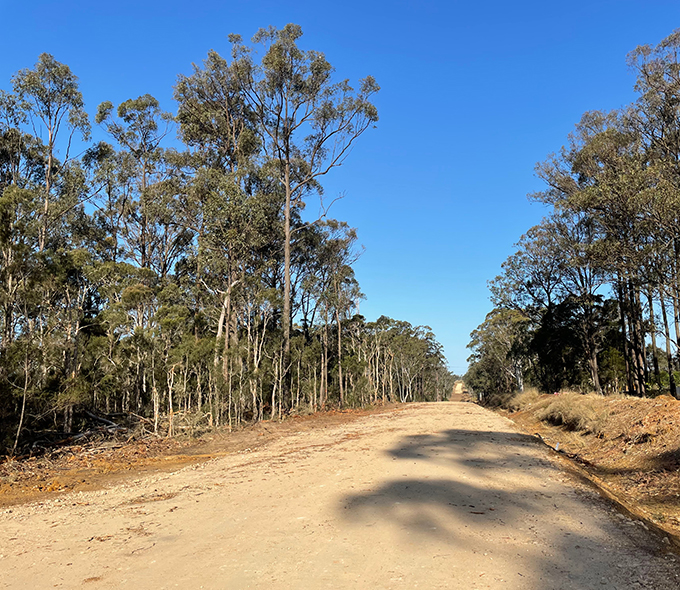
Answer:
534;393;610;437
505;387;542;412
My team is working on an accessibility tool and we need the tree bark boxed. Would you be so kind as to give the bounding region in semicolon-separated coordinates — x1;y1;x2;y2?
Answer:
617;281;634;395
647;288;661;386
336;307;344;406
282;161;292;409
660;289;678;398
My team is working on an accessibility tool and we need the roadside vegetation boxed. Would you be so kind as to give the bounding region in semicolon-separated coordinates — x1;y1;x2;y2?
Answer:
489;388;612;437
0;25;454;456
464;29;680;545
466;29;680;402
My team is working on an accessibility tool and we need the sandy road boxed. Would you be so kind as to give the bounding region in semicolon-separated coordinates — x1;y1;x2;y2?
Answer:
1;402;678;589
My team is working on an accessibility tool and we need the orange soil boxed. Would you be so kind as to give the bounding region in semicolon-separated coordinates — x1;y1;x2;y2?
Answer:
0;405;401;508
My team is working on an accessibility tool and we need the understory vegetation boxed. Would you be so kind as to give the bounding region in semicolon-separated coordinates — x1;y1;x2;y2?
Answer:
485;388;613;437
0;25;454;455
467;29;680;401
507;389;612;437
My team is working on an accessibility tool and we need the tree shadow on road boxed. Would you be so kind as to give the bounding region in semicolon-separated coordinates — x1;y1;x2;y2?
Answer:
337;427;675;589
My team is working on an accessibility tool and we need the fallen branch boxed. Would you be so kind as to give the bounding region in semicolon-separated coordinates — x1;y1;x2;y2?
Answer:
128;412;153;425
84;410;119;428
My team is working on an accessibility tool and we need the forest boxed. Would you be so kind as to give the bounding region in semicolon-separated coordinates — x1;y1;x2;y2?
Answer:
0;25;454;454
466;29;680;401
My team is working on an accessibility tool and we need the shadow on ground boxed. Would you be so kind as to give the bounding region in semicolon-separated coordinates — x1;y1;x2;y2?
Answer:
338;427;673;589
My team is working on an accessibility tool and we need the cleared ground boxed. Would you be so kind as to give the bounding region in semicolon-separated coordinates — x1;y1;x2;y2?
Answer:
1;402;678;589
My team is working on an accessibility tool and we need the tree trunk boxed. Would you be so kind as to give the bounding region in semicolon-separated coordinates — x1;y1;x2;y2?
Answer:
282;163;292;406
647;288;661;386
322;321;329;408
152;352;159;434
39;127;54;253
587;346;602;395
336;308;344;406
617;281;634;395
633;285;648;385
12;351;30;454
222;282;233;382
660;289;678;398
673;282;680;371
214;294;228;368
167;367;175;437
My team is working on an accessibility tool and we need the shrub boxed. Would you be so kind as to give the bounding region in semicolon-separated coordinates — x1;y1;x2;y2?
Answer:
481;392;513;408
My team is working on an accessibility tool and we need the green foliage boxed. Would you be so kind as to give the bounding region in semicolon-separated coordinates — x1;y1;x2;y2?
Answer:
12;53;90;142
0;33;450;456
466;308;529;399
471;29;680;401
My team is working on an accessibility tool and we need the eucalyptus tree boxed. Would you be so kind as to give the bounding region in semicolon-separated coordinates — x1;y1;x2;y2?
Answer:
532;110;655;395
174;51;272;418
0;90;29;188
0;40;465;453
232;24;379;396
0;91;44;351
95;95;189;278
12;54;90;253
489;223;565;323
574;112;657;395
316;221;363;405
2;56;97;433
547;212;609;393
628;30;680;394
94;95;186;427
82;141;126;263
466;309;530;399
290;219;362;406
490;214;611;393
469;30;680;399
0;88;42;445
175;50;258;173
628;30;680;181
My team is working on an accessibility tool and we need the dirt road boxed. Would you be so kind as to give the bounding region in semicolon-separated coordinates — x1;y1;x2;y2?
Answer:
1;402;678;589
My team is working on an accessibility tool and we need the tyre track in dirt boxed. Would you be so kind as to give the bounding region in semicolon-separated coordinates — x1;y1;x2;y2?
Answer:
0;402;678;589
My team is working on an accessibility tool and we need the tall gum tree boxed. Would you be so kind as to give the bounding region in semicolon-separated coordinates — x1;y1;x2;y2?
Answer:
12;54;90;252
174;52;261;390
232;23;379;399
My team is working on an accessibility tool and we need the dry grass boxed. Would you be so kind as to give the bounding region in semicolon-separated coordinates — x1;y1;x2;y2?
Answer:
534;393;610;437
499;389;622;438
505;387;542;412
481;388;541;411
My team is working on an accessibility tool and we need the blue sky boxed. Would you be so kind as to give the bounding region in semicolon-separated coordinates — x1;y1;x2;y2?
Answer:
2;0;679;374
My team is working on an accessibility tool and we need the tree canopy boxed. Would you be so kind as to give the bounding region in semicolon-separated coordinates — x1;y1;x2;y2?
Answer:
0;29;453;455
468;31;680;404
467;29;680;402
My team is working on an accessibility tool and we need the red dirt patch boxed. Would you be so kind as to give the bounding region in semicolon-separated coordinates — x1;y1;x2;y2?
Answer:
0;404;401;507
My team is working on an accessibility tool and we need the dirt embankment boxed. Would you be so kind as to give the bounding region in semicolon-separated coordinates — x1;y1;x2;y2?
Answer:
499;392;680;547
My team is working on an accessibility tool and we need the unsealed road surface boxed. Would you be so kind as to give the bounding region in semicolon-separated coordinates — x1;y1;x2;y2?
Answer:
1;403;678;589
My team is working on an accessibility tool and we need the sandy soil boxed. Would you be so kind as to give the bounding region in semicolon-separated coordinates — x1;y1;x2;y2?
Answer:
1;402;678;589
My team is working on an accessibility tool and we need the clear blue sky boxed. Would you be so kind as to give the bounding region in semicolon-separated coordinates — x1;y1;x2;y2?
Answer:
2;0;679;374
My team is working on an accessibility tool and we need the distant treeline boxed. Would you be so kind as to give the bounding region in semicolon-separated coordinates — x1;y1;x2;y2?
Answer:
0;25;453;453
467;30;680;400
